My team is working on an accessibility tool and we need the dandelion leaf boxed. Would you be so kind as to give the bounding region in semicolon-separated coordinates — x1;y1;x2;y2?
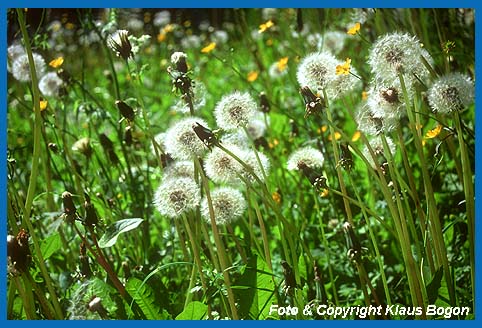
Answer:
175;301;208;320
98;218;143;248
126;277;169;320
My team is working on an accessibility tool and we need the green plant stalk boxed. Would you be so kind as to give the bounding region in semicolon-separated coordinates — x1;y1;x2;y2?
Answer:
174;218;191;261
16;9;63;319
399;73;456;306
13;276;36;319
453;109;475;309
250;191;273;271
194;158;239;319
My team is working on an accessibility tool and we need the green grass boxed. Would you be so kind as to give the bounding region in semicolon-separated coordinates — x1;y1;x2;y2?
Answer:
7;8;475;320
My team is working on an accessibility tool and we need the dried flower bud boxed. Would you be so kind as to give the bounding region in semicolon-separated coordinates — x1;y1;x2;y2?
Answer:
281;260;297;295
124;126;133;146
99;133;119;165
88;296;108;319
7;229;31;275
289;119;299;139
343;222;365;261
300;86;325;118
116;100;136;121
79;242;92;278
48;142;59;153
259;92;271;113
192;122;219;150
108;30;133;61
338;143;353;171
380;87;399;104
84;193;99;227
297;162;328;191
171;51;188;73
62;191;77;217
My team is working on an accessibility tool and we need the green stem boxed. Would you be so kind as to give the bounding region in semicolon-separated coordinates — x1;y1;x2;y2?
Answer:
16;9;63;319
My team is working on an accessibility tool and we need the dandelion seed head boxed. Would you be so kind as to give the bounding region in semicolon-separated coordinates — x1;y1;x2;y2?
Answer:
211;30;229;44
326;64;362;100
221;131;249;148
214;91;257;130
321;31;347;54
246;114;268;140
11;53;46;82
287;147;325;171
201;187;247;225
427;72;474;114
204;144;244;184
164;117;210;160
154;177;200;218
153;10;171;27
296;51;338;92
368;32;431;86
39;72;63;97
241;149;270;183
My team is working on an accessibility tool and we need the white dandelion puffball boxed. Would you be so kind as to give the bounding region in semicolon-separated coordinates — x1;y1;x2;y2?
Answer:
154;177;200;218
204;144;244;184
214;91;257;130
12;52;46;82
39;72;63;97
164;117;211;160
427;72;474;114
201;187;247;225
287;146;325;171
296;51;338;92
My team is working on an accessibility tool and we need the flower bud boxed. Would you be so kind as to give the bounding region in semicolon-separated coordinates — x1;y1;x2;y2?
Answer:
116;100;136;121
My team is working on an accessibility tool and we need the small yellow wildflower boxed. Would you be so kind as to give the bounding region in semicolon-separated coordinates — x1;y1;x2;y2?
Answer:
320;189;329;197
183;20;191;28
39;100;48;111
277;57;289;72
272;191;282;204
336;58;351;75
157;32;167;42
425;125;443;139
266;39;273;46
259;20;274;33
361;90;368;100
247;71;259;82
65;22;75;30
351;130;361;142
328;131;342;141
162;24;174;33
201;42;216;53
49;57;64;68
321;125;328;133
347;22;361;35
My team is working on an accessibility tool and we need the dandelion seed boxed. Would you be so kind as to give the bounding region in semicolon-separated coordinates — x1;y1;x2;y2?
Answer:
259;20;274;33
297;51;338;92
287;146;325;171
201;187;247;225
214;91;257;130
164;117;211;160
154;177;200;218
11;53;46;82
427;72;474;114
39;72;63;97
347;22;360;35
49;56;64;68
201;42;216;53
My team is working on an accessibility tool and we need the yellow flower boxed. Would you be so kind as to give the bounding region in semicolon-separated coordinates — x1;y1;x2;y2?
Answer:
201;42;216;53
65;22;75;30
351;130;361;142
39;100;48;111
320;189;329;197
425;125;443;139
347;22;361;35
321;125;328;133
247;70;259;82
361;90;368;100
157;32;167;42
259;20;274;33
336;58;351;75
49;57;64;68
272;191;282;204
328;131;342;141
277;57;289;72
162;24;174;33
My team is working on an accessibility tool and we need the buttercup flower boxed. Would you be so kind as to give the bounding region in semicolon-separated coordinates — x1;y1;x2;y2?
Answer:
154;177;200;218
427;72;474;114
201;187;247;225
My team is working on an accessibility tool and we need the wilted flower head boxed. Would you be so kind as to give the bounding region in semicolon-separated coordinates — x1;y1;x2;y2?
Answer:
201;187;247;225
204;144;244;184
368;32;432;86
296;51;338;92
108;29;133;60
164;117;210;160
11;53;46;82
427;72;474;114
39;72;63;97
154;177;200;218
287;146;325;171
214;91;257;130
